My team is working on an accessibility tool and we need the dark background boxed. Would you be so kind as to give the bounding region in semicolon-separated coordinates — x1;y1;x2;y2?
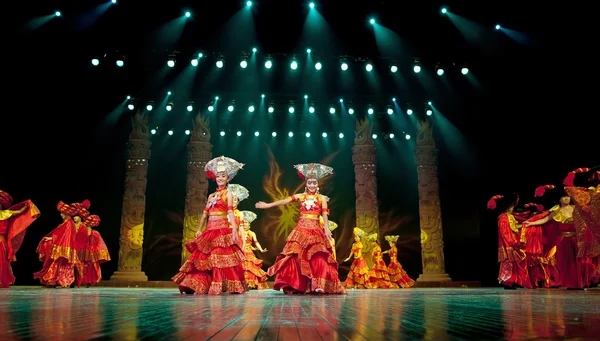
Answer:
3;1;593;286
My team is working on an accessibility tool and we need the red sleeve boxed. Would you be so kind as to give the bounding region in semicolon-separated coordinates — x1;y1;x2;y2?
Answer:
498;214;519;247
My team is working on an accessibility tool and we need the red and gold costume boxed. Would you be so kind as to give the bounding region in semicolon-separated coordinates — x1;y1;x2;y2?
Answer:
72;200;92;287
266;163;345;294
517;203;551;287
227;183;249;248
488;194;530;288
365;233;391;289
76;214;110;287
589;171;600;241
0;191;40;288
343;227;369;289
172;156;247;295
34;201;80;287
320;216;338;259
239;211;268;290
384;235;415;288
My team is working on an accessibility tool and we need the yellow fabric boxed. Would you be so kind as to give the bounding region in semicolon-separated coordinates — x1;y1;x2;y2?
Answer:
0;210;15;221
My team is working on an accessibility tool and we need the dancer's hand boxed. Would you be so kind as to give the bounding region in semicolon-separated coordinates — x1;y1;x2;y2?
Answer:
324;228;333;241
343;258;350;263
232;230;238;243
195;230;202;237
255;201;270;209
261;248;268;253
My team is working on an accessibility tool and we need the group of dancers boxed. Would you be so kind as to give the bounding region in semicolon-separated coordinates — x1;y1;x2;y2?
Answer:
0;192;110;288
172;156;415;294
489;167;600;289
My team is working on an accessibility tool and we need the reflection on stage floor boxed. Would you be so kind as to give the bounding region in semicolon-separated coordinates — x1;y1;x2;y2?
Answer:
1;287;599;340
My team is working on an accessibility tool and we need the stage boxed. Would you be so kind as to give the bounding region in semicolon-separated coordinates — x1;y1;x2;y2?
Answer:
1;287;599;340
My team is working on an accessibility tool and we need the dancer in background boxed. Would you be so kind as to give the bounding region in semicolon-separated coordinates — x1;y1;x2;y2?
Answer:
320;216;338;259
34;201;80;288
73;200;91;287
0;190;40;288
518;203;550;288
487;193;530;289
383;235;415;288
79;215;110;287
343;227;369;289
365;233;391;289
173;156;247;295
256;163;345;294
227;183;250;247
239;210;268;290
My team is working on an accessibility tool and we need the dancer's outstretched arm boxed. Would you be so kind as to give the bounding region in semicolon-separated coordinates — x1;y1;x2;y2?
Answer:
252;231;268;253
255;194;298;209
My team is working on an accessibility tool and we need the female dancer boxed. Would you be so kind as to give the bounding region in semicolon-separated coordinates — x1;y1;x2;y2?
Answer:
172;156;247;295
343;227;369;289
78;214;110;287
239;210;269;289
0;191;40;288
256;163;345;294
383;235;415;288
227;183;249;247
365;233;391;288
322;218;338;259
488;193;530;289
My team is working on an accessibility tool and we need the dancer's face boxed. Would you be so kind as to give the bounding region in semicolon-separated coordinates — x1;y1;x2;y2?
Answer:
354;235;360;242
505;205;514;213
216;173;229;187
306;178;318;193
73;216;81;223
244;223;250;231
560;196;570;205
60;213;70;221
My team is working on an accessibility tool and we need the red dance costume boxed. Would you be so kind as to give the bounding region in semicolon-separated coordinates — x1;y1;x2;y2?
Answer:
34;201;80;287
519;205;552;287
239;210;268;289
344;228;369;289
0;191;40;288
366;235;391;289
267;193;345;294
384;236;415;288
76;214;110;287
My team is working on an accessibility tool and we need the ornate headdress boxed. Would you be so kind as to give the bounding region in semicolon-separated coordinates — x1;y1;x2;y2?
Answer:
84;215;101;228
487;193;519;212
366;233;378;242
227;184;249;202
72;199;91;219
240;210;257;225
204;156;244;181
353;227;366;237
0;190;13;209
57;201;79;216
294;163;334;180
385;235;399;243
319;216;338;231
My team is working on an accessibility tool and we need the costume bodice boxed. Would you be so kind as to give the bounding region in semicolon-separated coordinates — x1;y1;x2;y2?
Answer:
206;188;228;214
551;205;573;224
298;193;323;215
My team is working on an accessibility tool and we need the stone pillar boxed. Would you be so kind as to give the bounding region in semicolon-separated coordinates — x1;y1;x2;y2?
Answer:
414;119;451;282
110;111;150;281
352;119;380;266
181;114;212;264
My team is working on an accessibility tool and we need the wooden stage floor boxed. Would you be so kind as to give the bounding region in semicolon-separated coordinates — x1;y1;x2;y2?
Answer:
1;287;599;340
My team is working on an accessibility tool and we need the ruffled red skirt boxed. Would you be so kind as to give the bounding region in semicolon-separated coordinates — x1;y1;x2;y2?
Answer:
343;257;369;289
267;218;345;294
76;230;111;287
366;258;391;289
0;237;15;288
34;221;78;287
387;259;415;288
242;244;268;289
172;218;246;295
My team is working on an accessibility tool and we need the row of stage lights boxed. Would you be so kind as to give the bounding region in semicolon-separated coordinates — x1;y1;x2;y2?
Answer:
150;128;412;140
126;95;434;116
91;52;469;76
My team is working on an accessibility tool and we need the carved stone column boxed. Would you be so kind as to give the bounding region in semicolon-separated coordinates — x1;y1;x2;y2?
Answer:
352;119;380;266
415;120;451;282
181;114;212;264
110;111;150;281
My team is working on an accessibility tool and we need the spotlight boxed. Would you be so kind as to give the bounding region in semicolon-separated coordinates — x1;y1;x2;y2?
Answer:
339;98;343;103
228;105;234;112
461;65;469;75
372;134;378;139
187;103;194;112
368;108;374;115
246;1;252;7
288;132;293;137
91;58;99;66
369;18;375;25
167;91;172;95
166;102;174;111
309;106;315;113
271;132;277;137
248;105;255;112
387;107;393;115
405;134;411;140
348;108;354;115
425;104;433;116
191;59;198;66
261;94;265;98
304;94;308;99
220;131;225;136
406;108;413;115
365;63;373;72
389;133;395;139
322;132;327;137
268;106;274;113
435;63;444;76
167;59;175;68
252;47;257;53
112;0;117;3
116;58;124;67
265;58;273;69
329;107;335;114
315;62;322;70
341;62;348;71
208;105;214;112
307;48;311;54
495;24;501;30
237;131;242;136
309;2;315;8
168;130;173;135
390;65;398;73
216;59;224;68
288;106;295;113
254;131;259;136
413;59;421;73
146;103;154;111
215;96;219;100
185;130;191;135
127;103;135;111
240;59;248;68
198;53;203;58
151;129;157;135
305;132;311;137
339;133;344;138
441;8;447;14
185;11;191;18
392;98;396;102
55;11;61;17
290;59;298;70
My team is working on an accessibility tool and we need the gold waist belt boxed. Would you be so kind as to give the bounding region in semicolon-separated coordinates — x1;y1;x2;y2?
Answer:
560;232;576;237
300;214;319;220
208;212;227;216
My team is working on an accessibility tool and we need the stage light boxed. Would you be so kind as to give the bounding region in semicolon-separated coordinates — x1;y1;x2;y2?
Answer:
425;104;433;116
339;133;344;138
392;98;396;102
112;0;117;3
216;60;224;68
315;62;322;70
348;108;354;115
306;132;311;137
365;63;373;71
254;131;259;136
185;130;190;135
369;18;375;25
261;94;265;98
461;65;469;75
199;53;203;58
288;132;294;137
167;59;175;68
309;2;315;8
240;59;248;68
55;11;61;17
246;1;252;7
272;132;277;137
341;62;348;71
168;130;173;135
288;106;295;113
185;11;191;18
228;105;234;112
215;96;219;100
265;59;273;69
220;131;225;136
248;105;255;112
307;48;311;54
322;132;327;137
116;59;124;67
372;134;378;139
406;108;413;115
237;131;242;136
252;47;257;53
389;133;395;139
368;108;374;115
339;98;343;103
329;107;335;114
91;58;99;66
127;104;134;110
304;95;308;99
413;60;421;73
405;134;411;139
426;109;433;116
166;102;174;111
290;60;298;70
495;24;501;30
191;59;198;66
127;95;131;99
387;108;393;115
435;64;444;76
428;101;432;105
187;104;193;112
208;105;214;112
441;8;447;14
146;103;153;111
309;106;315;113
151;129;157;134
390;65;398;73
268;106;274;113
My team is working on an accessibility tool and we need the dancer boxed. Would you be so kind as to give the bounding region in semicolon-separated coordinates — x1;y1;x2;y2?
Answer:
519;203;550;288
487;193;530;289
365;233;391;289
343;227;369;289
73;200;92;287
320;216;338;258
227;183;250;247
239;210;269;290
34;201;80;288
256;163;345;294
79;214;110;287
172;156;247;295
383;235;415;288
0;190;40;288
